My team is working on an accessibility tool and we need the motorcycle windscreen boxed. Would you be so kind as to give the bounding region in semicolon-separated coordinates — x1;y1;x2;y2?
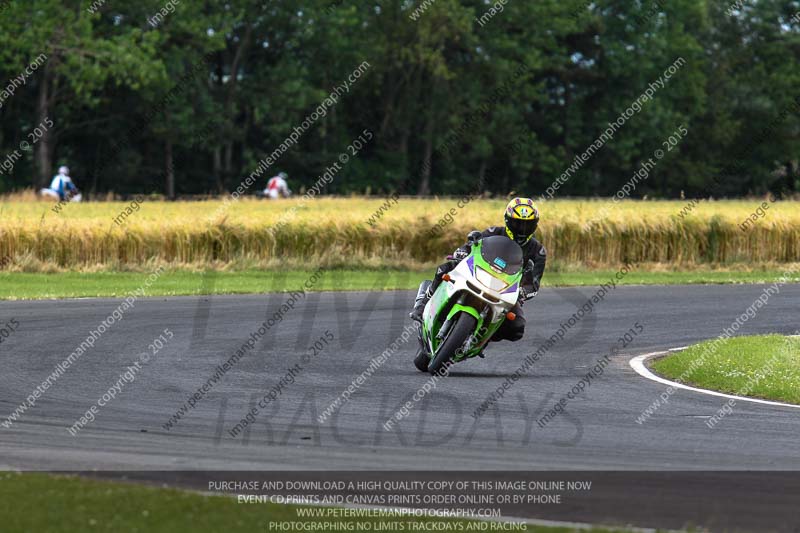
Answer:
479;235;523;275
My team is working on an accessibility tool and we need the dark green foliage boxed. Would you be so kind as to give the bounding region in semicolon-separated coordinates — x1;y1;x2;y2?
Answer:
1;0;798;197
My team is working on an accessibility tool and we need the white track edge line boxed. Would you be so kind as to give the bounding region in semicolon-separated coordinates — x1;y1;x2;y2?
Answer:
629;339;800;410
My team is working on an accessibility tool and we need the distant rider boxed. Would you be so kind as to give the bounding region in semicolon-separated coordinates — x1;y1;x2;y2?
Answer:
40;166;79;201
264;172;291;199
409;197;546;343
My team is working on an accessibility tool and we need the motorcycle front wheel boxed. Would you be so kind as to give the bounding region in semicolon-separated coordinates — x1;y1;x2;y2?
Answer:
413;349;429;373
428;312;477;375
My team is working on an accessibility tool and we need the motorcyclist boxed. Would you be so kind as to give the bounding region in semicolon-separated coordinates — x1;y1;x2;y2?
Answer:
263;172;291;199
409;197;546;343
40;166;80;201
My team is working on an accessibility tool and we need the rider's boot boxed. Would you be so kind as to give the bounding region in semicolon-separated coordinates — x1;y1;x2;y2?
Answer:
409;280;432;323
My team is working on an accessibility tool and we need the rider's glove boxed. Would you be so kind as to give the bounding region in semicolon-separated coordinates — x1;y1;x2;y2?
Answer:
453;246;470;260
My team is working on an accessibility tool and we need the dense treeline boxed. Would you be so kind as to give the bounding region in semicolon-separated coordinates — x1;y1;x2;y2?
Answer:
0;0;799;198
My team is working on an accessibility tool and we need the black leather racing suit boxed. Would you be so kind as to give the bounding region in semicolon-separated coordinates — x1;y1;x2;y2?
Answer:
429;226;546;342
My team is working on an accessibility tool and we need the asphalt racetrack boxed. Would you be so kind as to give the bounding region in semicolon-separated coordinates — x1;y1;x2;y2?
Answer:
2;280;799;530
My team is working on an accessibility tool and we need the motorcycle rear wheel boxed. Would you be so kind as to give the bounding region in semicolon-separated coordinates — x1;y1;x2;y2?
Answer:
428;313;477;375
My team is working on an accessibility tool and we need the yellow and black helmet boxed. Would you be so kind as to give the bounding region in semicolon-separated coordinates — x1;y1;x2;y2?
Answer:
504;197;539;245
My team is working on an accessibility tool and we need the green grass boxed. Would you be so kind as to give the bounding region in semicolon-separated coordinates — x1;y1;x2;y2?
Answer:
0;473;628;533
651;334;800;404
0;268;797;300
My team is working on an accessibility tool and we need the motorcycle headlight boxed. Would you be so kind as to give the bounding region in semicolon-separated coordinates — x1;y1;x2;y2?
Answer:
475;267;508;292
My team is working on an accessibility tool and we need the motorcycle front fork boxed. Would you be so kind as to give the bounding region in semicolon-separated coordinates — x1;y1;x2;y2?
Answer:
436;293;465;341
461;306;490;354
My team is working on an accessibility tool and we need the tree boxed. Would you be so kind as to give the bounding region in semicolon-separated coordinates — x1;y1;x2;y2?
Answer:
0;0;165;188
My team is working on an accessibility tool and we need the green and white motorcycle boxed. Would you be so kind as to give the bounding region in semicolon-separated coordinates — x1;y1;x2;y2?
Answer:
414;234;524;375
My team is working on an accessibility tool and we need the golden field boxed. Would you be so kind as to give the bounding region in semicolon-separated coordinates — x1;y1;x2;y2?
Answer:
0;195;798;271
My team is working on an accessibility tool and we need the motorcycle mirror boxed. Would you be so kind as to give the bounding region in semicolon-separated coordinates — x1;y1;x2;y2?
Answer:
466;230;482;243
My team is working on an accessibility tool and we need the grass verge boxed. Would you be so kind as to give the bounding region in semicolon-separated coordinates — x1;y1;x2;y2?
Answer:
0;472;624;533
0;268;797;300
651;334;800;404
